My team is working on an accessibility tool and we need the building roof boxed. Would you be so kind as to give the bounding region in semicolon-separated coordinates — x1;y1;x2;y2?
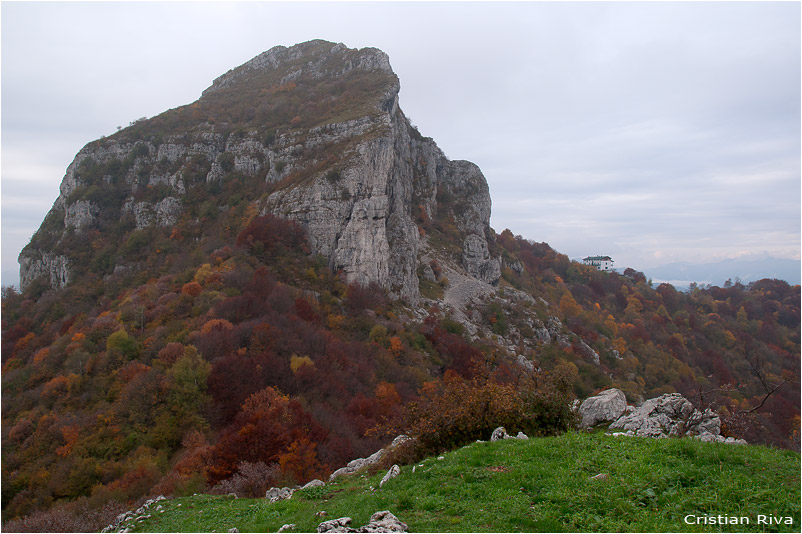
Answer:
583;256;613;262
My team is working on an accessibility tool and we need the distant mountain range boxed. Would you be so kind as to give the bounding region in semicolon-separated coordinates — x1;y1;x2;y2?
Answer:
643;256;801;289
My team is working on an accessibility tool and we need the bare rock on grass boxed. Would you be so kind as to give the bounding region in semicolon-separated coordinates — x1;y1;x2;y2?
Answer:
265;486;294;502
317;511;408;533
579;388;627;428
379;465;400;487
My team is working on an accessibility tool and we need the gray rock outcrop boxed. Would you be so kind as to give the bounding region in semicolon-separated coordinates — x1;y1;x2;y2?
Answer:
19;40;499;300
123;196;182;230
328;448;386;482
575;340;601;366
301;479;326;490
19;251;71;290
64;200;100;231
531;319;551;344
579;388;628;428
359;511;409;533
490;427;510;441
489;427;528;441
317;511;408;533
329;435;412;482
515;354;535;374
546;316;562;337
696;433;747;445
462;234;501;284
318;518;355;533
101;495;166;533
379;465;400;487
608;393;727;440
265;486;294;502
575;390;748;444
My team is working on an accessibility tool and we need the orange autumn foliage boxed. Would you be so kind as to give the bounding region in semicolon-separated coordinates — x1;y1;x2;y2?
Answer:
278;437;324;483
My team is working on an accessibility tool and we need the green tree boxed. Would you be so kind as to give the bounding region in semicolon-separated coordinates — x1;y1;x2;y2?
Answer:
106;329;138;360
166;348;211;429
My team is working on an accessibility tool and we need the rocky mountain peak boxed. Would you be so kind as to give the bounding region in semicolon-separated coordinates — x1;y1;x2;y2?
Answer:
203;40;395;97
19;40;500;305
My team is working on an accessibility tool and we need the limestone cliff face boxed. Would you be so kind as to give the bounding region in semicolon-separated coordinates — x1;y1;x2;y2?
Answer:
19;40;499;303
262;92;495;302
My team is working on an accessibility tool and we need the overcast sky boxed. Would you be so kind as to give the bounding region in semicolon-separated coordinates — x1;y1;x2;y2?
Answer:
2;2;800;288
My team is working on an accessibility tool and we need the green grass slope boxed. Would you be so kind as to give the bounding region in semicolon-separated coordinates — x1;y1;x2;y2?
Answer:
123;432;800;533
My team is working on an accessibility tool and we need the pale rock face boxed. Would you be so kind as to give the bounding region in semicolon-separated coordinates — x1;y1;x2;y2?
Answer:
579;388;628;428
695;432;747;445
123;197;182;230
462;234;502;284
604;392;744;443
507;258;525;276
148;172;186;195
154;197;182;226
156;142;187;163
55;155;87;209
546;316;563;337
20;40;499;300
228;138;267;176
263;91;496;304
206;162;226;183
532;320;551;343
439;160;492;237
421;263;437;282
686;407;722;436
516;354;535;373
19;251;71;290
64;200;100;231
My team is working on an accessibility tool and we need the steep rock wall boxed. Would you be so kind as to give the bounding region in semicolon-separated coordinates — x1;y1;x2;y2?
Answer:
19;40;499;303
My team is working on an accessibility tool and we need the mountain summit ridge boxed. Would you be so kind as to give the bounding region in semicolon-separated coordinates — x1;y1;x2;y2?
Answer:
19;40;500;303
203;40;394;97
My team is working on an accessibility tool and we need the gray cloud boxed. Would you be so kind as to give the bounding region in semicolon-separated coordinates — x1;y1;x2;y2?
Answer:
2;2;799;287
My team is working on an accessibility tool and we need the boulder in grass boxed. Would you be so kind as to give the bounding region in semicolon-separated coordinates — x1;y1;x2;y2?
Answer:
579;388;627;428
490;427;510;441
265;486;294;502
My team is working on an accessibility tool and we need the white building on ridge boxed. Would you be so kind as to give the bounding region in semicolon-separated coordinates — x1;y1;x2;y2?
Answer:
583;255;614;271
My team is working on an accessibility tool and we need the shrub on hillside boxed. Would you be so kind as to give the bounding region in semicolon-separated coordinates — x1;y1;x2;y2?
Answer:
210;461;280;498
384;363;578;465
345;282;387;314
235;214;308;257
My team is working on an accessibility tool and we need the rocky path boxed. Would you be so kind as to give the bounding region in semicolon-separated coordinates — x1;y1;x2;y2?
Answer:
439;266;495;336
